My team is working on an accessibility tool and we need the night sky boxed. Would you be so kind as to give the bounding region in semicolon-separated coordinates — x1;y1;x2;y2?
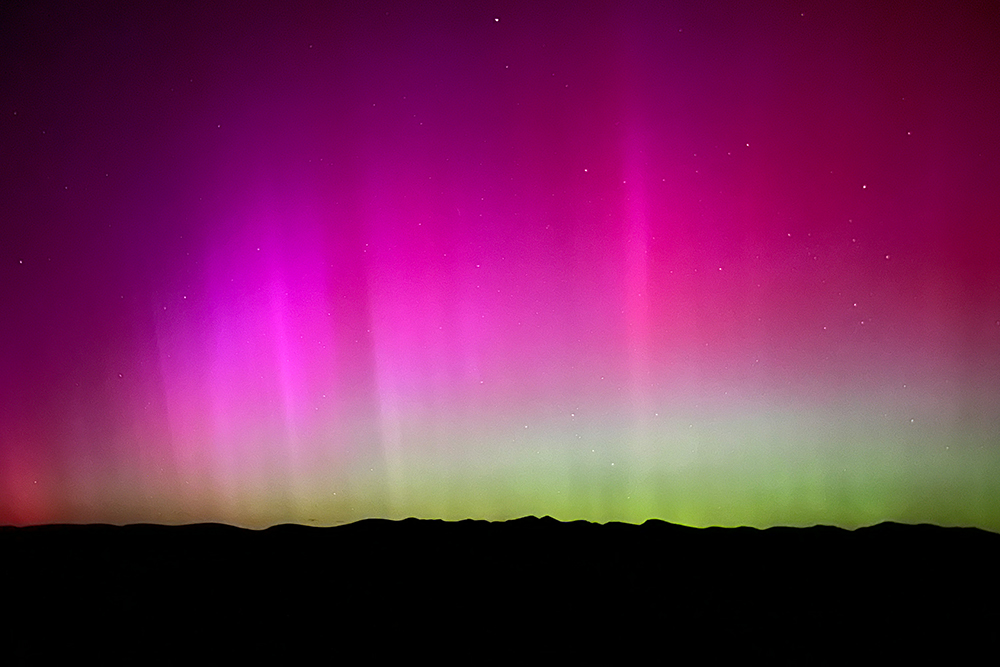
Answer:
3;1;999;529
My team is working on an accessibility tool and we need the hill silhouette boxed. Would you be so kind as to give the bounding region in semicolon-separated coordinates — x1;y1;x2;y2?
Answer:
3;517;995;659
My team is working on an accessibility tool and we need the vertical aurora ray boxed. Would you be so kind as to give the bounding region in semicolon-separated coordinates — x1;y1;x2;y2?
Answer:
621;128;654;472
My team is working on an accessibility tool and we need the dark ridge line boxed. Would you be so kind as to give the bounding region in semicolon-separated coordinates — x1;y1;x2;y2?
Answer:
2;516;998;535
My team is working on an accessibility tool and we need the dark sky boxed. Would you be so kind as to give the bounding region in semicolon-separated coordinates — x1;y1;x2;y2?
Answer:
2;1;999;529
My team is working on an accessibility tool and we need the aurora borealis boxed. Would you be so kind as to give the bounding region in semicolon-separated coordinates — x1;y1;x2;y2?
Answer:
2;0;999;530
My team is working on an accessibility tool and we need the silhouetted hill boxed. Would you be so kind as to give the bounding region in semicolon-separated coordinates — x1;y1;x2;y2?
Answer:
3;518;995;659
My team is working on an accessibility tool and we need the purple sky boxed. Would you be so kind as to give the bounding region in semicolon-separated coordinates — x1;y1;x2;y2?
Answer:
3;1;999;528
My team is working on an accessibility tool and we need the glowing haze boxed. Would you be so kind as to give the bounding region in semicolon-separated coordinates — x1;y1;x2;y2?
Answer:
3;1;999;529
